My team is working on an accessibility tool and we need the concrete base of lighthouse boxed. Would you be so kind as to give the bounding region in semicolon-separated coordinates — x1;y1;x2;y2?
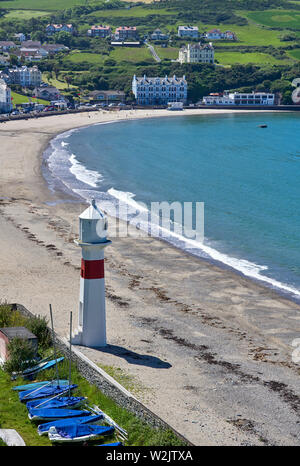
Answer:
72;239;111;348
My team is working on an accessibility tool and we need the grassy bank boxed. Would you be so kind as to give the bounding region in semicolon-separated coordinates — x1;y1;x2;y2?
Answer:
0;304;187;446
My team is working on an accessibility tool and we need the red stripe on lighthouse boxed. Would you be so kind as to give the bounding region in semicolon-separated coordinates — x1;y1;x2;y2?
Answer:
81;259;104;279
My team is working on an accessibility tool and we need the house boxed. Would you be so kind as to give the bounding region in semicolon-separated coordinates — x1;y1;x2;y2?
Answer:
203;91;275;105
132;74;187;106
223;31;236;40
46;24;74;35
178;42;214;64
42;44;69;54
0;41;17;52
21;40;41;49
87;25;111;38
150;29;169;41
0;327;37;362
0;55;10;66
6;66;42;87
13;33;26;42
51;100;68;109
114;27;137;41
33;86;61;100
88;90;125;104
19;47;49;61
205;29;237;41
178;26;199;39
0;78;12;113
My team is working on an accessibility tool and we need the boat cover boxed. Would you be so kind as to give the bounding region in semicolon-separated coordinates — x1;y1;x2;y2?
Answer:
26;396;85;410
23;357;64;376
54;423;114;439
38;414;103;435
28;407;91;420
98;442;123;446
12;380;69;391
19;384;77;402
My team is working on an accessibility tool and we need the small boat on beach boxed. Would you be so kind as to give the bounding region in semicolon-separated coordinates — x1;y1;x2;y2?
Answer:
48;423;114;443
37;414;104;436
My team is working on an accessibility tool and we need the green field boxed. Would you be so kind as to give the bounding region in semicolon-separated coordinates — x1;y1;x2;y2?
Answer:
198;22;296;47
89;6;174;19
42;73;78;89
0;0;101;11
65;46;152;65
215;51;292;66
287;48;300;60
11;91;50;106
155;46;178;61
1;9;51;20
65;51;106;65
110;46;152;63
246;10;300;29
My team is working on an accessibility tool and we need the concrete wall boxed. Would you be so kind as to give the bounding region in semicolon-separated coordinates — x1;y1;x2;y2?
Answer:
11;303;193;446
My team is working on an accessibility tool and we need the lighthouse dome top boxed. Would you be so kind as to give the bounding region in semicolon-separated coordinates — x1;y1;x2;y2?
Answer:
79;199;108;243
79;199;106;220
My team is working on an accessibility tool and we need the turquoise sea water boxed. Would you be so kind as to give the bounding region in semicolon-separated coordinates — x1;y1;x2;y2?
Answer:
46;112;300;300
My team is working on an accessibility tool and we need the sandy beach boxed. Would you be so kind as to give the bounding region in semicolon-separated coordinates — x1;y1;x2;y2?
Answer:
0;108;300;446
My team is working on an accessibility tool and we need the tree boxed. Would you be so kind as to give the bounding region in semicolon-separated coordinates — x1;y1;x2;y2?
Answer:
9;54;18;66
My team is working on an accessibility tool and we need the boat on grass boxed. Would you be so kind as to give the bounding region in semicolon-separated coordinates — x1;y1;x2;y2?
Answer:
19;384;77;402
98;442;123;446
90;405;128;442
37;414;104;436
12;380;69;392
26;396;86;411
48;423;114;443
28;407;92;422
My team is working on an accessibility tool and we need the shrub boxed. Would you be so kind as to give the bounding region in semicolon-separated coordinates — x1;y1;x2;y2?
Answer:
24;315;51;351
0;304;26;327
3;337;36;375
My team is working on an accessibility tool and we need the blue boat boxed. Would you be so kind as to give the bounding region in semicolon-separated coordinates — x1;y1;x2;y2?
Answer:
28;407;92;422
12;380;69;392
19;384;77;402
26;396;86;410
38;414;104;436
22;357;64;377
48;423;114;443
98;442;123;446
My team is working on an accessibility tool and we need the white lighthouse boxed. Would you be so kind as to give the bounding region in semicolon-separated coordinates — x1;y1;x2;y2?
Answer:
72;200;111;347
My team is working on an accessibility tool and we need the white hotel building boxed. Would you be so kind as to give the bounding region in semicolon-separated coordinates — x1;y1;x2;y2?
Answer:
203;91;275;106
178;42;214;64
132;75;187;106
0;78;12;113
